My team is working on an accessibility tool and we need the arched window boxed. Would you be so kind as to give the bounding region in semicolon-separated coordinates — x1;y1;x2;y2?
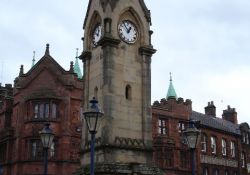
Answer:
125;85;132;100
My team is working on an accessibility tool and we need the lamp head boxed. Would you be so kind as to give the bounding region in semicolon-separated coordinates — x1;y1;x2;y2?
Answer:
83;97;104;133
40;123;54;149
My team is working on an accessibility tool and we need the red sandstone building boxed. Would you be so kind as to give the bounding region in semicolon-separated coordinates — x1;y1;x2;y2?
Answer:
152;77;250;175
0;45;83;175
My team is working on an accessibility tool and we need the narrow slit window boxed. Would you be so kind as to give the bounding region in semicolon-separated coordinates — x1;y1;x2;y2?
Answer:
125;85;132;100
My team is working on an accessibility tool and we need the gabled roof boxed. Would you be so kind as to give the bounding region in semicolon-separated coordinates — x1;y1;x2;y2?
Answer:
15;44;82;89
191;111;240;135
26;44;67;75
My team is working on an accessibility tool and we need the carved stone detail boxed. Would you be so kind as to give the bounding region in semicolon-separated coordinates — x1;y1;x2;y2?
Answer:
200;154;238;167
81;163;163;175
100;0;119;12
114;137;145;149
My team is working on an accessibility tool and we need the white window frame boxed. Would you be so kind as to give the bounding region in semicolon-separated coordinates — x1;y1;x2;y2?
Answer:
243;132;246;143
158;118;167;135
178;122;185;133
203;168;208;175
241;152;246;168
214;169;219;175
201;134;207;152
211;136;216;154
230;141;236;158
222;139;227;156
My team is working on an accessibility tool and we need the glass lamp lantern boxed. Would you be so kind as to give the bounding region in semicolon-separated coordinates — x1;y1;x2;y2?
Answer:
83;97;104;134
183;121;200;149
40;123;54;149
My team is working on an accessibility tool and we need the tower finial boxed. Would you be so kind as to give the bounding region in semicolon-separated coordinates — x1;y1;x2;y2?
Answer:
73;48;83;78
45;43;50;55
19;65;24;76
70;61;74;73
76;48;79;58
31;51;36;68
166;72;177;99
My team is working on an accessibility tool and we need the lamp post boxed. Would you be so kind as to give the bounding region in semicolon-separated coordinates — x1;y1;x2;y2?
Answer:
0;163;3;175
40;123;54;175
83;97;104;175
183;120;200;175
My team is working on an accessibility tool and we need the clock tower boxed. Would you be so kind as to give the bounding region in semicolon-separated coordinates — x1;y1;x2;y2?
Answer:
80;0;161;174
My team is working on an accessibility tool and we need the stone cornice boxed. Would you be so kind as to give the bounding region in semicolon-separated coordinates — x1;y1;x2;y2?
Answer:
99;34;121;48
79;51;92;62
139;45;156;57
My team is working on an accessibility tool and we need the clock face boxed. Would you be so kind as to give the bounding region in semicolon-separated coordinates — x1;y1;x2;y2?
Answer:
92;24;102;46
118;20;138;44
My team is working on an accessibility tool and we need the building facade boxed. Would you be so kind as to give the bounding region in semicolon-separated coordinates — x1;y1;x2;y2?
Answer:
0;45;83;175
152;77;250;175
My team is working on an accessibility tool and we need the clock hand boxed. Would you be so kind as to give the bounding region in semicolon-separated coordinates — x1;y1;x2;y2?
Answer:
122;21;129;33
128;27;132;33
96;29;99;36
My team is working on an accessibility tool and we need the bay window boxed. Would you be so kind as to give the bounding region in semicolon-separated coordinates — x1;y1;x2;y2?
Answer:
33;100;58;119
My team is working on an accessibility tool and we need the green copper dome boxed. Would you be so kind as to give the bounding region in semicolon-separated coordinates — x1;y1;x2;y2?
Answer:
74;48;83;79
74;57;82;79
166;73;177;99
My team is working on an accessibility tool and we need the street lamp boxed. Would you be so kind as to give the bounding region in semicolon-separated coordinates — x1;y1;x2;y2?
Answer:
0;163;3;175
83;97;104;175
183;120;200;175
40;123;54;175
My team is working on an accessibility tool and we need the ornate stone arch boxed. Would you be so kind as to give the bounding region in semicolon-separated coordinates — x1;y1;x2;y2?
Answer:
117;7;146;45
85;11;102;50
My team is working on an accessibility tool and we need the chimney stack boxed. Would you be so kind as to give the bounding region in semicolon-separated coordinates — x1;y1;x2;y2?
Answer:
222;105;238;124
205;101;216;117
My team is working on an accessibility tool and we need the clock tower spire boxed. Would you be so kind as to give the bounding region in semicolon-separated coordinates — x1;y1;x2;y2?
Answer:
80;0;161;174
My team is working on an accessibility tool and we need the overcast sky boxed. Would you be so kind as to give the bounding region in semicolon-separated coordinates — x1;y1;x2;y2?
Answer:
0;0;249;124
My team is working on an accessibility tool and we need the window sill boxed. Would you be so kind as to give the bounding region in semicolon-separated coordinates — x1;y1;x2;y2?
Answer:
24;118;60;124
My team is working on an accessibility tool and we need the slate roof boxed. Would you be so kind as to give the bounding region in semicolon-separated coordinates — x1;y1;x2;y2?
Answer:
191;111;241;135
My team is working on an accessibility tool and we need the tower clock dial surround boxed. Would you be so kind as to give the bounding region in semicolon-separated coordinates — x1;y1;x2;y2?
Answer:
92;24;102;46
118;20;138;44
